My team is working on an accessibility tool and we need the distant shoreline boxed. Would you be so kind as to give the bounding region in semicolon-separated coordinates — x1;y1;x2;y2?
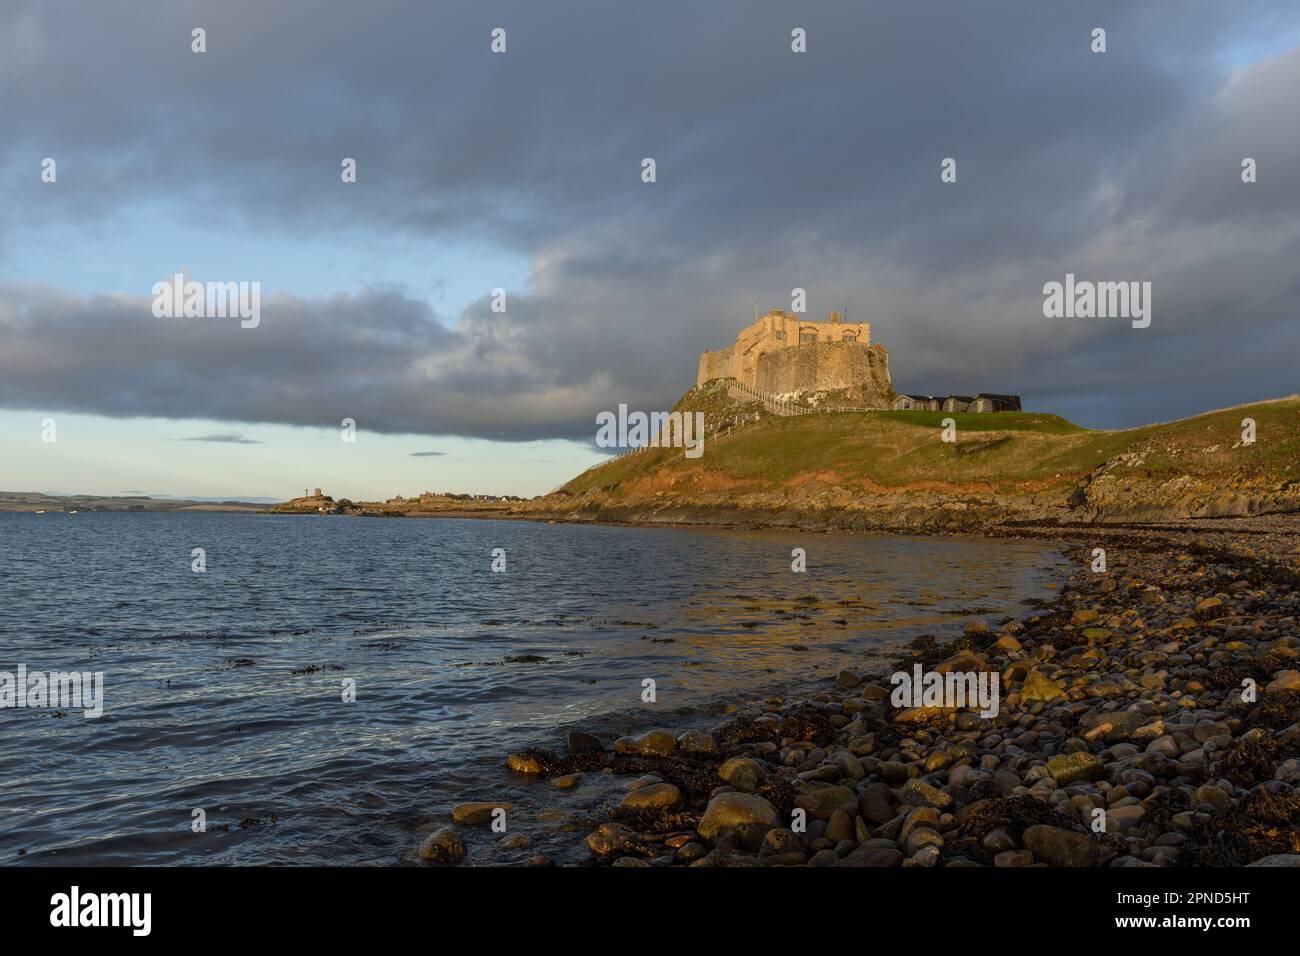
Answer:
0;493;270;514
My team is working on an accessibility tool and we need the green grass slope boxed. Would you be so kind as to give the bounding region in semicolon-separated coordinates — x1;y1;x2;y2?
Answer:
556;387;1300;524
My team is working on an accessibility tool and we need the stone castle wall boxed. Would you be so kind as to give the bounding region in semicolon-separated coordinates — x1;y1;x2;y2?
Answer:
696;344;737;386
696;309;891;404
756;341;892;403
696;309;870;389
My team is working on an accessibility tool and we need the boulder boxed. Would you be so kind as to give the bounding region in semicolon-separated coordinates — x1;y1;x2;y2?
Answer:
586;822;647;858
1045;752;1104;785
1265;670;1300;694
1020;670;1065;704
613;729;677;756
418;827;466;863
451;802;516;826
718;756;768;792
697;793;779;849
1022;825;1105;867
619;782;683;813
898;778;952;810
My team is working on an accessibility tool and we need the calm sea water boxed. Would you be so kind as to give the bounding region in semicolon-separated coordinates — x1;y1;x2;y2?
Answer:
0;512;1067;865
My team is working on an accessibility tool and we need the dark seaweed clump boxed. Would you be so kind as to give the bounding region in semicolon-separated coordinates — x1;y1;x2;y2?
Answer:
1218;734;1285;787
940;796;1090;865
1189;786;1300;865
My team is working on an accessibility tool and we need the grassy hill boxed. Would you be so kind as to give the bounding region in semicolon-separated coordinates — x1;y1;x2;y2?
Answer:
548;385;1300;530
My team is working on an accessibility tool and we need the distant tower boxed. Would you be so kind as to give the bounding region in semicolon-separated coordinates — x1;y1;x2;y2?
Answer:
314;487;322;497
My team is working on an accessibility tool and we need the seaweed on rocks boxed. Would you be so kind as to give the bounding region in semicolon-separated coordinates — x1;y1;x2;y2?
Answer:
1219;735;1285;787
509;746;605;775
941;796;1088;865
608;752;726;801
716;715;779;748
892;642;949;671
868;721;906;751
610;805;701;834
1247;689;1300;731
777;706;838;745
1049;706;1085;738
754;778;799;818
1257;650;1293;675
1049;629;1086;651
1190;786;1300;865
1138;787;1194;832
1205;665;1251;690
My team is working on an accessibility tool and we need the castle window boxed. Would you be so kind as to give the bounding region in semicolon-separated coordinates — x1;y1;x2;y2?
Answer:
773;330;785;340
841;332;857;342
799;331;817;344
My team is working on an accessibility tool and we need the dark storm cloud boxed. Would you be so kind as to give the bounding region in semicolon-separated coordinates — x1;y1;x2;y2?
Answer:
0;282;611;440
1;0;1297;433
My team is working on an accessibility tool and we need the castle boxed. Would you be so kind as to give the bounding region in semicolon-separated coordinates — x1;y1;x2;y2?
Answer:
697;308;1020;412
696;309;893;403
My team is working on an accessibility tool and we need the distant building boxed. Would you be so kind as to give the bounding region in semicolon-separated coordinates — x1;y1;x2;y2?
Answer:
970;393;1022;413
893;394;941;411
895;392;1021;413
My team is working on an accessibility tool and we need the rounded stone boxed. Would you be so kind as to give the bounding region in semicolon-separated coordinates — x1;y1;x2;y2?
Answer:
619;782;683;813
697;793;779;849
418;827;466;863
451;801;516;826
718;756;767;792
613;729;677;756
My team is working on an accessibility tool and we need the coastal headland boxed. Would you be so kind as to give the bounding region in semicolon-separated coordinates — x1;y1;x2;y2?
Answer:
274;391;1300;535
263;389;1300;866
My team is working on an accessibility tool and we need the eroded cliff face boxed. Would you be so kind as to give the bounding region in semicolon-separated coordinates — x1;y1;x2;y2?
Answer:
1074;444;1300;523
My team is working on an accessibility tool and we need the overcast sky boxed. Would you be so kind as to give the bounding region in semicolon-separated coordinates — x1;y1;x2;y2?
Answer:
2;0;1297;499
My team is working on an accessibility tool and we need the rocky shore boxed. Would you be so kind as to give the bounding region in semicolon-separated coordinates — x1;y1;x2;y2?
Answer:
421;516;1300;867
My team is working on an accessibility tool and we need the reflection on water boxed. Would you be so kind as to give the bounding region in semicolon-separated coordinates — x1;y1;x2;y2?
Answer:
0;513;1067;865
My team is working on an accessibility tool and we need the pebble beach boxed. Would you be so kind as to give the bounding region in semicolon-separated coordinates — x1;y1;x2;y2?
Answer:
424;516;1300;867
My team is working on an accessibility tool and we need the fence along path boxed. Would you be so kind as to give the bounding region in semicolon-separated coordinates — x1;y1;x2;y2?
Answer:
725;381;879;417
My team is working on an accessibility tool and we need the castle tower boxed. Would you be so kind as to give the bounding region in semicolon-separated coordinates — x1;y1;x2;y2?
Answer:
697;308;873;390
